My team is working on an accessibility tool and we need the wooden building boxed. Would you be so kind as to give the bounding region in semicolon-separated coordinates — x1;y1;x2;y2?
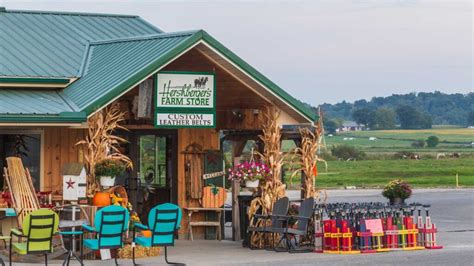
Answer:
0;8;317;238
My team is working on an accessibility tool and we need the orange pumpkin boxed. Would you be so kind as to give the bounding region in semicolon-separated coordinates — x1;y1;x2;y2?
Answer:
142;230;152;238
201;186;226;208
92;191;111;207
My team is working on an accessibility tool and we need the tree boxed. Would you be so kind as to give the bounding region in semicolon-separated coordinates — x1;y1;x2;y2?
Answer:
331;145;365;160
411;140;425;148
317;92;473;126
468;111;474;126
324;119;338;134
426;136;439;147
396;105;432;129
373;108;396;129
352;108;374;127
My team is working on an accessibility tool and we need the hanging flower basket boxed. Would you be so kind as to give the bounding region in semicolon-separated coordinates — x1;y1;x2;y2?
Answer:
245;179;260;188
228;161;270;186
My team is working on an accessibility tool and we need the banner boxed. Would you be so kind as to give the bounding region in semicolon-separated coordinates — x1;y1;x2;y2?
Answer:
155;72;215;128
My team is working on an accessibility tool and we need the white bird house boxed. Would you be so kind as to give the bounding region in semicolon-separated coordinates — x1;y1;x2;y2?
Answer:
62;163;87;201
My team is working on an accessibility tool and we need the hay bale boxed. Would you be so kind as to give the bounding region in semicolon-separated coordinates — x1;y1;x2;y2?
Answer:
117;244;160;259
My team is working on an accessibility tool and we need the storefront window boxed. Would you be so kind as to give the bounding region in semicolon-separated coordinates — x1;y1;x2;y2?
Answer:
0;133;41;190
139;135;167;186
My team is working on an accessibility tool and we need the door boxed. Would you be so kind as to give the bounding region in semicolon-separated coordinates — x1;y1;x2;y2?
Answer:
122;130;177;220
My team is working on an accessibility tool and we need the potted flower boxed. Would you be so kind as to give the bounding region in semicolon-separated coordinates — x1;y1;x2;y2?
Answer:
95;159;126;189
228;161;270;188
382;179;412;205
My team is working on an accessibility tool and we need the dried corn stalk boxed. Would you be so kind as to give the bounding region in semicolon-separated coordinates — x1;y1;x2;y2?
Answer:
76;102;132;195
291;118;327;200
248;106;287;248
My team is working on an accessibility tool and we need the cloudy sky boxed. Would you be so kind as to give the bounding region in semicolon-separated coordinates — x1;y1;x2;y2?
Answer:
3;0;472;106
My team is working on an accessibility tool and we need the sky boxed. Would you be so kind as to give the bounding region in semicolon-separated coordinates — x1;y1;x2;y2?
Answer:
2;0;472;106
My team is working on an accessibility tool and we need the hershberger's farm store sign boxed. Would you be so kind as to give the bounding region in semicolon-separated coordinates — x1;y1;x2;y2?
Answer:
155;72;215;128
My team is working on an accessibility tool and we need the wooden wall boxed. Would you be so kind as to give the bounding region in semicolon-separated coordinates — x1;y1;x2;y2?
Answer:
42;127;86;192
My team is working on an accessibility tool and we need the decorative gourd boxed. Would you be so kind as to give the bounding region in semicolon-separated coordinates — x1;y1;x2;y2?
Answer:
92;191;111;207
201;186;226;208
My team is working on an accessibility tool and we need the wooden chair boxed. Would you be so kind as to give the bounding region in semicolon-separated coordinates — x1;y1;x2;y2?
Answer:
280;197;315;253
247;197;289;250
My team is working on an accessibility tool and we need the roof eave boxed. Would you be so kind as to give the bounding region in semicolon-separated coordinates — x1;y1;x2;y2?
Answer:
77;30;317;123
0;111;87;124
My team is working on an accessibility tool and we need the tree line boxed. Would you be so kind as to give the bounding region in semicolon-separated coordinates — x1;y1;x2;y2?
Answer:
308;91;473;131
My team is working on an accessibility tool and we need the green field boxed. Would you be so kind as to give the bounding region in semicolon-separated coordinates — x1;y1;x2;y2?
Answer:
324;128;474;154
282;128;474;188
285;158;473;188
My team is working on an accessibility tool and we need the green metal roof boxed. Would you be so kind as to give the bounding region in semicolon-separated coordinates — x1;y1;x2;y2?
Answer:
0;9;317;123
63;31;197;113
0;89;86;123
0;8;161;78
64;30;317;121
0;89;76;114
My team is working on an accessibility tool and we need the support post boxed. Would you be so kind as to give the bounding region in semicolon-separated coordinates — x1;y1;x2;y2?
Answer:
232;179;241;241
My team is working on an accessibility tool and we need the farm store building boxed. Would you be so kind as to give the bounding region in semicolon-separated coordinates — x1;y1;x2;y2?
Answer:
0;8;316;238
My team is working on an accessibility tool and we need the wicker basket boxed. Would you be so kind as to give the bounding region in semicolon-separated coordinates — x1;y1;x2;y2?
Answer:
107;185;129;207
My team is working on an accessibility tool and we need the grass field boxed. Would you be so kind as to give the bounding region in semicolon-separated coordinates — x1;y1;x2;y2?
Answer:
281;128;474;188
284;157;474;188
337;128;473;143
325;127;474;154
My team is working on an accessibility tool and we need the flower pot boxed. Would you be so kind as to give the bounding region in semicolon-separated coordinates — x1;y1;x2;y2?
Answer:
245;179;259;188
92;191;111;207
389;197;405;206
100;176;116;188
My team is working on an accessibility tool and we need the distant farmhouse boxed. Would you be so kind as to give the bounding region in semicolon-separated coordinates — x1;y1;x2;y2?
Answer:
337;121;364;132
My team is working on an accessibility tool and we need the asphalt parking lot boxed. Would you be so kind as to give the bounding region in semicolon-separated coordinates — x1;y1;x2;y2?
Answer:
4;189;473;265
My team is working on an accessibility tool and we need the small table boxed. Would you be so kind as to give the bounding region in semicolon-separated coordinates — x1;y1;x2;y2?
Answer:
185;207;223;241
59;230;83;266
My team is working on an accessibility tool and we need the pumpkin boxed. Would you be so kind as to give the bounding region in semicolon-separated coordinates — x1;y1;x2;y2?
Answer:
142;230;152;238
201;186;226;208
92;191;111;207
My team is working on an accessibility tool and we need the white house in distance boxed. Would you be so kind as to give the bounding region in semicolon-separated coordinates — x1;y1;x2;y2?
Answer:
336;121;364;132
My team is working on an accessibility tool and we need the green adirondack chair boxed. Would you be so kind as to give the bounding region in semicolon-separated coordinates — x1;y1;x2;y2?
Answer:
81;205;130;266
132;203;183;265
9;208;59;266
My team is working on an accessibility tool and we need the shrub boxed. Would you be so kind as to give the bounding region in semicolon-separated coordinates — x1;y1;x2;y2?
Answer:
411;140;425;148
331;145;365;160
393;151;414;159
95;159;126;178
426;136;439;147
382;179;412;200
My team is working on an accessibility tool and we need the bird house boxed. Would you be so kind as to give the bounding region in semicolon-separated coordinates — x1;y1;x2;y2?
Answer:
62;163;87;201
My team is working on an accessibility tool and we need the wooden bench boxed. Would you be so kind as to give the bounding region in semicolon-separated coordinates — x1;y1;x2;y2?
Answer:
185;207;223;241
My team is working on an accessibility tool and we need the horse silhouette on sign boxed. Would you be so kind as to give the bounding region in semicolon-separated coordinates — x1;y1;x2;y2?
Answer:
194;77;209;88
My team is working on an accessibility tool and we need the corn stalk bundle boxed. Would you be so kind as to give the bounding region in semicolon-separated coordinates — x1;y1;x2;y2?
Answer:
4;157;40;226
248;107;287;248
76;102;133;196
291;119;328;200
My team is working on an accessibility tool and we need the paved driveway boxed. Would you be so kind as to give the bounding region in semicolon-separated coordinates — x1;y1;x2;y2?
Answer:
4;189;473;265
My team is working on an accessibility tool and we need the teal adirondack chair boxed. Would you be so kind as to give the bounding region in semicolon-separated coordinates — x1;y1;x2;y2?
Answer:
132;203;183;265
82;205;130;266
9;209;59;266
